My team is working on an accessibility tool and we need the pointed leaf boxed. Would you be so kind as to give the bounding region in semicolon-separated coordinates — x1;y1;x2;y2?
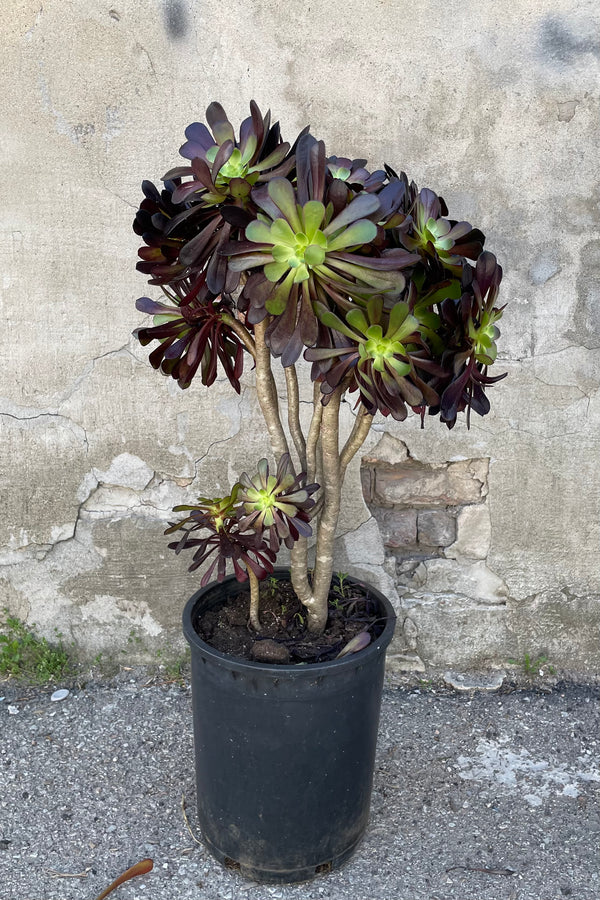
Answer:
326;219;377;252
270;217;298;246
246;220;276;245
268;178;303;231
301;201;326;241
323;193;380;237
251;142;290;172
264;260;290;282
135;296;171;316
264;269;296;313
211;139;234;181
346;307;369;335
336;631;371;659
206;102;235;144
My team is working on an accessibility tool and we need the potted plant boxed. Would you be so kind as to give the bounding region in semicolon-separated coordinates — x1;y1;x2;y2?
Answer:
132;101;507;882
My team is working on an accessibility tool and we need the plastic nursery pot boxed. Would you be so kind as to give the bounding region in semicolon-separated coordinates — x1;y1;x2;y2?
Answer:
182;570;396;884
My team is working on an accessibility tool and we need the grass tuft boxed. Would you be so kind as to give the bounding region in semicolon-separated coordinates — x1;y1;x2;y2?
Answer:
0;613;72;684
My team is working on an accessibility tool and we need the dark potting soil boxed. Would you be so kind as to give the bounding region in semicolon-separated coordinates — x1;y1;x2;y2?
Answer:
194;576;386;665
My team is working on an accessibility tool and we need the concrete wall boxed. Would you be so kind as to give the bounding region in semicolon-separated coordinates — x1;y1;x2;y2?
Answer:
1;0;599;674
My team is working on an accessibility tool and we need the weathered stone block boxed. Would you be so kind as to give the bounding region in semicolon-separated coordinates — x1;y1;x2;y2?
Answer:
400;593;510;669
446;503;492;560
371;459;489;509
417;510;456;547
362;433;410;466
423;558;508;604
373;508;418;548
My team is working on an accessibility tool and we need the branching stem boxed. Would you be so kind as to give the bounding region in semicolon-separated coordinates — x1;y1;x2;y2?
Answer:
284;365;306;471
339;405;373;481
219;313;256;359
253;319;289;458
248;567;261;632
302;390;343;633
290;382;322;605
306;382;323;486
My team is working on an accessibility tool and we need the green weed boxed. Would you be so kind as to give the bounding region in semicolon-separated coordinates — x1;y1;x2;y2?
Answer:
156;647;190;685
508;652;555;677
0;614;71;684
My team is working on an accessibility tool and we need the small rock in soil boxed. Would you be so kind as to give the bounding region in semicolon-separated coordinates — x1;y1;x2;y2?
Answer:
250;639;291;664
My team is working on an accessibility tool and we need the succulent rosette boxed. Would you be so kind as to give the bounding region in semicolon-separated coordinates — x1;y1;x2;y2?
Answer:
306;296;441;420
135;101;300;299
434;251;507;426
398;188;485;274
165;490;277;586
237;454;319;551
133;178;202;286
134;276;245;391
174;101;296;206
227;136;419;365
326;156;387;193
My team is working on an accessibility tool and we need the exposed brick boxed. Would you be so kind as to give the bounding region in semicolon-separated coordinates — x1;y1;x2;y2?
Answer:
371;458;488;508
360;465;373;503
417;510;456;548
373;508;417;548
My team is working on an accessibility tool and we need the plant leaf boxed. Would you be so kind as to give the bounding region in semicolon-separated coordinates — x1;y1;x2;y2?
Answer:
336;631;371;659
94;859;154;900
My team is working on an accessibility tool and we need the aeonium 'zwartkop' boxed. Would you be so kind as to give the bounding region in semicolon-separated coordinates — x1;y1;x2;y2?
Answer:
132;99;509;635
134;281;245;391
166;456;318;631
237;454;319;552
436;251;507;426
227;135;419;365
175;100;296;206
399;187;485;273
306;296;437;421
165;488;276;588
136;101;300;297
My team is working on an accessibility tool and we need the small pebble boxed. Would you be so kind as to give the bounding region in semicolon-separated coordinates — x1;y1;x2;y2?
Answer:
250;639;290;664
50;689;70;702
444;671;505;692
8;706;19;715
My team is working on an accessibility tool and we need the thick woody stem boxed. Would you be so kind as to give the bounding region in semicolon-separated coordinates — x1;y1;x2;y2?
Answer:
304;390;342;633
248;567;261;632
339;405;374;481
290;382;323;607
219;313;256;359
253;319;289;458
306;382;323;486
284;365;307;472
290;536;310;605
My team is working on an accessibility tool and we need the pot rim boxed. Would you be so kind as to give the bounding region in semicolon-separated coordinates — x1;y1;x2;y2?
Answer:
182;570;396;676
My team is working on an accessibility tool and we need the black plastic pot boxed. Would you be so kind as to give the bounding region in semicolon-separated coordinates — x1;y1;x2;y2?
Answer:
182;571;396;884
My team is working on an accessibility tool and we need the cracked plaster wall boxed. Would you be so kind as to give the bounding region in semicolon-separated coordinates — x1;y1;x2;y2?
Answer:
1;0;599;672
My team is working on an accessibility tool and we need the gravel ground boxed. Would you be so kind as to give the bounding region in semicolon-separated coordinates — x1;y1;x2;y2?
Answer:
1;670;599;900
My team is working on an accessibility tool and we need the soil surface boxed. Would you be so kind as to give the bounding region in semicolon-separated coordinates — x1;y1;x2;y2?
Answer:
194;575;386;664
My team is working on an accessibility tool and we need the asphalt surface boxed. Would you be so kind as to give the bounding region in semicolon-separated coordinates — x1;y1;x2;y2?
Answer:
1;669;599;900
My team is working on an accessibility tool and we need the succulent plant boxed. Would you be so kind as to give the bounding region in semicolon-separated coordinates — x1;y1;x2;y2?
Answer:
134;101;301;299
134;283;245;392
226;136;419;365
398;187;485;273
165;489;277;586
133;99;509;634
306;296;433;420
174;101;296;206
237;454;319;551
436;251;507;426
